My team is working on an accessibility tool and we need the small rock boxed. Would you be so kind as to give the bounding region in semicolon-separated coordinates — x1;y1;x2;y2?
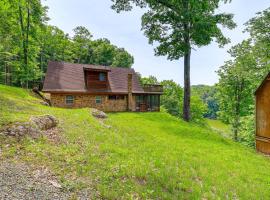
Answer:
91;109;108;119
49;180;62;188
40;101;50;106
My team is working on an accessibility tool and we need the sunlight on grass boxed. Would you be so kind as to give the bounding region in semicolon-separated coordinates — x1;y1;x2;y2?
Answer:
206;119;232;138
1;84;270;199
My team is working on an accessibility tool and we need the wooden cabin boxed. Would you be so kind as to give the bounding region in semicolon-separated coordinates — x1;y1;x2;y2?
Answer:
42;61;163;112
255;72;270;154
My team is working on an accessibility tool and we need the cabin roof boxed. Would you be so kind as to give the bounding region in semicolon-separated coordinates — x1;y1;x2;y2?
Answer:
255;72;270;95
42;61;145;94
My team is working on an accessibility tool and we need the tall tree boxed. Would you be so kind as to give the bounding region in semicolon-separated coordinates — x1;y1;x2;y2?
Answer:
17;0;46;88
112;48;134;68
217;41;256;141
217;7;270;143
72;26;93;64
111;0;236;121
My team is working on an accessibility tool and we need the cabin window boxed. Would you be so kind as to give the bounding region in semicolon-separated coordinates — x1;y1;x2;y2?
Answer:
65;95;74;105
117;95;125;100
108;95;125;100
99;73;106;81
108;95;117;100
96;96;102;104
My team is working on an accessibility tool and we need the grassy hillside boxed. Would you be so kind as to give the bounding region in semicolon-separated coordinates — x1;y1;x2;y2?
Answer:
1;84;270;199
206;119;232;137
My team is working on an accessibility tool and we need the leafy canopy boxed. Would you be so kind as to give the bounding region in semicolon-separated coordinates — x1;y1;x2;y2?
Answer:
112;0;236;60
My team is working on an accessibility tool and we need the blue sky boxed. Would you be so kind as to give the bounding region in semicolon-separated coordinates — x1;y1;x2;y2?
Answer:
42;0;270;86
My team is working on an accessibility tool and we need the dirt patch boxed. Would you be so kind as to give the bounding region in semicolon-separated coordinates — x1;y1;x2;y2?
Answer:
43;127;67;145
135;177;147;186
0;160;98;200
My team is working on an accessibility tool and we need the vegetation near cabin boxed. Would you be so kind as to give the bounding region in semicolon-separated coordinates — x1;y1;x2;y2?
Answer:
0;0;270;198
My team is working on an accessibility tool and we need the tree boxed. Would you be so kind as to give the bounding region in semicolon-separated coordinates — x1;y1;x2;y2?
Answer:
160;80;183;117
140;75;159;85
141;76;206;122
111;0;236;121
72;26;93;64
91;39;116;66
112;48;134;68
0;1;134;88
38;25;73;79
17;0;46;88
245;7;270;77
217;41;256;141
192;85;219;119
216;7;270;144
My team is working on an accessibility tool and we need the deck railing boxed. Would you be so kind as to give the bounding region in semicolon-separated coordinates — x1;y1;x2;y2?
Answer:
143;84;163;93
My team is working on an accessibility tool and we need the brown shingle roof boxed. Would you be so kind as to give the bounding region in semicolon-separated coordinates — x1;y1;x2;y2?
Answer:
42;61;144;94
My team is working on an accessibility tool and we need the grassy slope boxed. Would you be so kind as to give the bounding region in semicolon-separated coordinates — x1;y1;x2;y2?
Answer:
1;84;270;199
206;119;232;137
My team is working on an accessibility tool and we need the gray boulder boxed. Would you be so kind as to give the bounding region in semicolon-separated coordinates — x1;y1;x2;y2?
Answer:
0;115;58;139
30;115;58;130
91;109;108;119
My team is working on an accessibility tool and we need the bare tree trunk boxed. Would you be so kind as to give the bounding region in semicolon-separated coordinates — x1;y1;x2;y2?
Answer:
233;109;240;141
183;50;191;121
182;0;191;122
18;0;30;88
7;64;11;86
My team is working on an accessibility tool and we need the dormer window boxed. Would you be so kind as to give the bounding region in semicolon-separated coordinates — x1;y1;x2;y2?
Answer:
99;72;106;81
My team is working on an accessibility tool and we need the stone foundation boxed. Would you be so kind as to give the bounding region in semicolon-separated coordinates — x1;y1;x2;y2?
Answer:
50;94;134;112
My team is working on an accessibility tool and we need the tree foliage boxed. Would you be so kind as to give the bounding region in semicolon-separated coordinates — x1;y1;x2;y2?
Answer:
216;7;270;143
0;0;134;88
140;76;206;122
192;85;219;119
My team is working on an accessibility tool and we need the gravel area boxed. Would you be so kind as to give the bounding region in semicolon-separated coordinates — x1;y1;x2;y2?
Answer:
0;160;96;200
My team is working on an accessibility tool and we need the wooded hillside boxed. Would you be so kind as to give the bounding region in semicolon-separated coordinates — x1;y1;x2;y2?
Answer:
0;0;134;88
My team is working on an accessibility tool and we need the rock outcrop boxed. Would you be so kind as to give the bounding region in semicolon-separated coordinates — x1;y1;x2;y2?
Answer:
0;115;58;139
30;115;58;130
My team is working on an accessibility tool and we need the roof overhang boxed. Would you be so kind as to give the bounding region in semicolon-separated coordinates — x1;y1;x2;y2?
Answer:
83;67;111;72
254;72;270;95
43;90;163;95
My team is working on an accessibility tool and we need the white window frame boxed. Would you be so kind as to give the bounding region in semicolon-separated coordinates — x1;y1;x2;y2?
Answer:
96;96;102;104
66;95;74;105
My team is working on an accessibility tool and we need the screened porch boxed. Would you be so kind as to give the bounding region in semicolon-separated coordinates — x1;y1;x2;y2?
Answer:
135;95;161;112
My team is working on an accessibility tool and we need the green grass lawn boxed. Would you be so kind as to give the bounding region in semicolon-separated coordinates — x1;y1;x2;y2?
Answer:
206;119;232;137
1;84;270;199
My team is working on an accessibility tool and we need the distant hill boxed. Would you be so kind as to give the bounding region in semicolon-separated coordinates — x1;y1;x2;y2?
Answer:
1;84;270;199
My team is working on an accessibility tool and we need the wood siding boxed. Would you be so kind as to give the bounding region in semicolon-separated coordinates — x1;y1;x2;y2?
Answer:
86;71;108;90
256;78;270;154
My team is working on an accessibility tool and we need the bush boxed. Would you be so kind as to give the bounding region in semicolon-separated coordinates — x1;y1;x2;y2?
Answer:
238;114;255;147
190;96;207;123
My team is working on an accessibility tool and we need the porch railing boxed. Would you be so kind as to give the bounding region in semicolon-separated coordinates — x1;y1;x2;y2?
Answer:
143;84;163;93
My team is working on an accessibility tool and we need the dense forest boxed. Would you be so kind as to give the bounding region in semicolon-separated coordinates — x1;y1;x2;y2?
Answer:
0;0;134;88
